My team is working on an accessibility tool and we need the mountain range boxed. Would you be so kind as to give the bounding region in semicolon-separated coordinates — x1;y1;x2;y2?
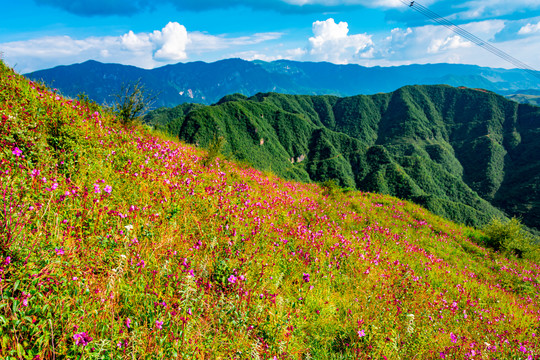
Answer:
26;59;540;108
144;85;540;233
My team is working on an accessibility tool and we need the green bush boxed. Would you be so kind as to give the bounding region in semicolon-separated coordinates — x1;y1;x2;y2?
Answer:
483;218;536;258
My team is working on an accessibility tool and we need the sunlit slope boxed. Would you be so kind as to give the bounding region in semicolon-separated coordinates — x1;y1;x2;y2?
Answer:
2;61;540;359
146;87;540;231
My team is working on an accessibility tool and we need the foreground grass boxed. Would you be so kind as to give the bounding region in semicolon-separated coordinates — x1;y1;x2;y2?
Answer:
1;60;539;359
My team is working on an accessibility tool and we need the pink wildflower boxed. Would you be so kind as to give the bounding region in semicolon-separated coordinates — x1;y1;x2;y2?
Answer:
228;275;237;284
155;320;163;329
73;332;93;346
358;329;365;337
104;185;112;194
12;147;22;157
450;333;458;343
55;248;65;256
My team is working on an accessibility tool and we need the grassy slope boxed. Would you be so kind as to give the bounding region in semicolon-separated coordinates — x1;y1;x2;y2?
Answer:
146;87;540;231
2;61;540;359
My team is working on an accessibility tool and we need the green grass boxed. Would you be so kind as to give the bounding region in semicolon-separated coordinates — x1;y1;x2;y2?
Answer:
1;60;540;359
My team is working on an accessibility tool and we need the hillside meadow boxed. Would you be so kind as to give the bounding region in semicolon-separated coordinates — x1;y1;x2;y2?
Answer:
1;60;540;359
145;87;540;234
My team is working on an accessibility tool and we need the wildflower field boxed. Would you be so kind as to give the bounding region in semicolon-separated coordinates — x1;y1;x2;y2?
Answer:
1;60;539;359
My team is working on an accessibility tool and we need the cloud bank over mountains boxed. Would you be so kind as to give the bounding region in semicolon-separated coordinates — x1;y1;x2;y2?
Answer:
2;1;540;72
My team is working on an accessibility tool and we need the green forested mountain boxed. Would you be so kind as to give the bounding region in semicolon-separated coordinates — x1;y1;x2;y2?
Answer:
145;85;540;231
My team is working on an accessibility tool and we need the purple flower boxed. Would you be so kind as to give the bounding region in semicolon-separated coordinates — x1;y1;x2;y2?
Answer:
55;248;65;256
450;332;458;343
303;273;310;283
155;320;163;329
126;317;131;329
12;147;22;157
4;257;10;265
21;291;30;307
104;185;112;194
93;184;101;194
30;169;40;178
358;329;365;337
73;332;93;346
228;275;237;284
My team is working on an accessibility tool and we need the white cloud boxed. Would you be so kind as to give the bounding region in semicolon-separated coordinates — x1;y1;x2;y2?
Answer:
0;22;281;72
121;30;151;52
519;21;540;35
151;22;190;61
428;35;472;53
306;18;374;63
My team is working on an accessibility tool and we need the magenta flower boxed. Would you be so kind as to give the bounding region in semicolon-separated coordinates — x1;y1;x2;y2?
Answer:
155;320;163;329
73;332;93;346
228;275;237;284
303;273;310;283
104;185;112;194
126;317;131;329
12;147;22;157
4;257;10;265
358;329;366;337
30;169;40;178
55;248;64;256
21;291;30;307
93;184;101;194
450;332;458;343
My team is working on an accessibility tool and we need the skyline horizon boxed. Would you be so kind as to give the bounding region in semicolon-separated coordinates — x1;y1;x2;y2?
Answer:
3;1;540;73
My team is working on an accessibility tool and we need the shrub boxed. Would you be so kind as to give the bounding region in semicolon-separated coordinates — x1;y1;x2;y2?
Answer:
111;79;156;127
483;217;535;258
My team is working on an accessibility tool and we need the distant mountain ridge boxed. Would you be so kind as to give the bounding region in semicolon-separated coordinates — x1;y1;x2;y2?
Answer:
144;85;540;232
26;59;540;107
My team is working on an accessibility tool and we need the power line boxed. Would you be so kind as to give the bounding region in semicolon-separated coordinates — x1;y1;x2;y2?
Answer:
400;0;540;79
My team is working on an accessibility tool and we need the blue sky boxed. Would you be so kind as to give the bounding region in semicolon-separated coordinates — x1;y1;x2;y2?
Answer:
2;0;540;73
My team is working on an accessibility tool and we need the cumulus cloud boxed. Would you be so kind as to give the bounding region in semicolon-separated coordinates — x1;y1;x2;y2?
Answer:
428;35;472;53
151;22;190;61
519;21;540;35
306;18;374;63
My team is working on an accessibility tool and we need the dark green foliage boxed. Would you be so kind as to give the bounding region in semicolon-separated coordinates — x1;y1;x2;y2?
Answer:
144;85;540;230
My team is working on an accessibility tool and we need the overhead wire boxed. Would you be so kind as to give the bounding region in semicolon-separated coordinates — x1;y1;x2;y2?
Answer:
399;0;540;79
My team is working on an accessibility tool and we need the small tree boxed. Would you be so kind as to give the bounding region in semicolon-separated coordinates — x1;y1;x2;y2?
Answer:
112;79;156;127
